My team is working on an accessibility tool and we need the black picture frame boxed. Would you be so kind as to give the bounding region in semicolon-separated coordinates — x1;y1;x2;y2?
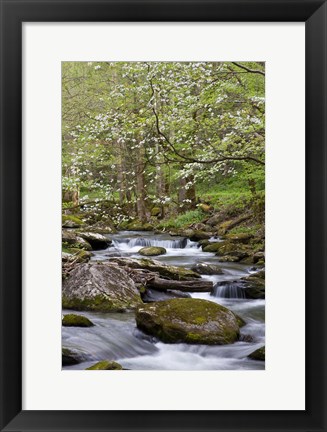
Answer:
0;0;326;431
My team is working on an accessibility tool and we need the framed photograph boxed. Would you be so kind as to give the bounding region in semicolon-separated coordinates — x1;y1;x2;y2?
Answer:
0;0;326;431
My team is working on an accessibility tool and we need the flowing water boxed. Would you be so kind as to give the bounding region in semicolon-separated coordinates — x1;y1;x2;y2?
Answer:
62;231;265;370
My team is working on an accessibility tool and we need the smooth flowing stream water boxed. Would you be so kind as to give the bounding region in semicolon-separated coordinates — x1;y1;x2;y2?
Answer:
62;231;265;370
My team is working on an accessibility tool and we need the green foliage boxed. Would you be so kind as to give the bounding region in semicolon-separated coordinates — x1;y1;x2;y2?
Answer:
158;209;205;229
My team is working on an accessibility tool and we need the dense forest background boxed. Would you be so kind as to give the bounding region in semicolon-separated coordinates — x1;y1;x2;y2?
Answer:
62;61;265;232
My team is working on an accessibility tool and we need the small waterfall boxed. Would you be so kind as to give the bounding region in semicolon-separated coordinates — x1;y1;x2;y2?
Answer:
113;237;188;249
213;282;246;299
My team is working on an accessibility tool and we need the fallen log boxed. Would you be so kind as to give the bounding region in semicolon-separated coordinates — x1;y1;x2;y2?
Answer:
146;277;213;293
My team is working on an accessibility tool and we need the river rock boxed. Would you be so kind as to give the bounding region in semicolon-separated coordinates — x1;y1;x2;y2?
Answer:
248;346;265;361
225;233;254;243
62;214;84;228
86;360;123;370
189;231;212;241
109;257;201;281
62;230;92;251
241;271;265;299
135;298;243;345
62;313;94;327
76;231;111;250
139;246;166;256
190;263;224;275
62;262;143;312
62;348;80;366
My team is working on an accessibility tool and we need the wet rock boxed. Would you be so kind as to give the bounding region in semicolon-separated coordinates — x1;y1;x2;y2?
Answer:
62;348;80;366
62;313;94;327
198;239;211;248
136;298;243;345
62;249;92;264
253;251;265;264
248;346;265;361
190;263;224;275
109;257;201;281
62;262;143;312
139;246;166;256
241;271;265;299
76;231;111;250
86;360;123;370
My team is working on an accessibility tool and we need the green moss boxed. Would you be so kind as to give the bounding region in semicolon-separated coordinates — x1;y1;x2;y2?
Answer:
62;295;124;312
62;313;94;327
62;215;84;225
86;360;123;370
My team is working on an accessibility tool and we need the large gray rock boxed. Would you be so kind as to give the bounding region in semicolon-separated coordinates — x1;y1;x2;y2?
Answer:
76;231;111;250
136;298;244;345
62;262;142;312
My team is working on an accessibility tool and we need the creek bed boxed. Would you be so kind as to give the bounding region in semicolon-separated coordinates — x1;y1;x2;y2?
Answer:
62;231;265;370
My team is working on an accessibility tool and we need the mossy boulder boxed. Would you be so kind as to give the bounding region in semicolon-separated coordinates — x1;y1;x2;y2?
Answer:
189;231;212;241
62;214;84;228
62;262;143;312
253;251;265;264
76;231;111;250
86;360;123;370
218;255;240;263
190;263;224;275
135;298;243;345
139;246;166;256
62;313;94;327
248;346;265;361
62;348;80;366
198;203;213;213
62;230;92;251
151;207;161;217
198;239;211;248
203;242;224;253
126;220;153;231
225;233;254;244
109;257;201;281
241;271;265;299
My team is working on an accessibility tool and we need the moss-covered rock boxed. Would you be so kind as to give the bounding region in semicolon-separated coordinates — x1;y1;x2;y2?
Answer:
62;262;143;312
62;313;94;327
198;239;211;248
62;249;92;264
198;203;213;213
126;220;153;231
139;246;166;256
225;233;254;243
189;231;212;241
218;255;240;263
190;263;224;275
62;348;80;366
151;207;161;217
76;231;111;250
86;360;123;370
203;242;224;253
62;214;84;228
241;271;265;299
109;257;201;281
253;251;265;263
248;346;265;361
62;230;92;251
135;298;243;345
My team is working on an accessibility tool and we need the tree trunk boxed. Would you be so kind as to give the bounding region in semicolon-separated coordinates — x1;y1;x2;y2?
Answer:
147;277;213;293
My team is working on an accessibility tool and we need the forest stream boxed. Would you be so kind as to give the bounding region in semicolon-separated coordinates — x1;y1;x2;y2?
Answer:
62;231;265;370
